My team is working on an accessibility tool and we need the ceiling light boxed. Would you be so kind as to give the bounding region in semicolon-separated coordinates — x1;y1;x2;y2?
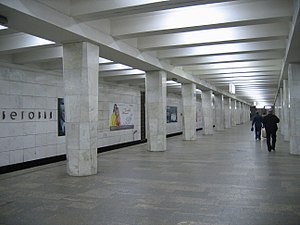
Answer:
0;25;7;30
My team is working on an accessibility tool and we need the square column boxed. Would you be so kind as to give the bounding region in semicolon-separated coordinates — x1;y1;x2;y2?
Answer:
182;83;197;140
247;105;250;122
283;79;290;141
288;64;300;155
215;94;224;131
63;42;99;176
224;97;231;129
246;105;250;122
239;102;244;124
275;92;282;131
146;71;167;151
241;103;246;123
279;88;284;134
240;103;244;123
236;102;241;125
201;90;214;135
231;99;237;126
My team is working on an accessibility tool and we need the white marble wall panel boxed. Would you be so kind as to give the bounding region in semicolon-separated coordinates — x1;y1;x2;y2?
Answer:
97;81;141;147
57;144;66;155
0;95;20;108
288;64;300;155
0;63;62;167
35;133;48;146
9;82;24;95
0;80;10;94
9;149;24;164
0;137;10;153
22;83;37;96
0;151;9;167
35;146;48;159
23;147;36;162
22;135;36;149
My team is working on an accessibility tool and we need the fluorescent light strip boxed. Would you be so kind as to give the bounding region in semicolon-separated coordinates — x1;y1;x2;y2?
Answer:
0;25;7;30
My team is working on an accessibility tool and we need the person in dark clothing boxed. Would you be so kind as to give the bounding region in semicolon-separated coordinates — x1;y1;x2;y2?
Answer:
262;109;280;152
251;112;263;140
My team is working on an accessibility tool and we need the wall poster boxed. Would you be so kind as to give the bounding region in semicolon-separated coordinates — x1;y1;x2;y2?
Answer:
167;106;177;123
109;103;134;131
57;98;65;136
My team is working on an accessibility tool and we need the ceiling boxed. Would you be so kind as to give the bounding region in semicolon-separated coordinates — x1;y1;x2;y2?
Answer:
0;0;299;108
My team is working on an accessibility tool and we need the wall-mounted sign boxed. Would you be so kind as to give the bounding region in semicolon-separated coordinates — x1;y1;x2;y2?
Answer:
1;110;53;121
167;106;177;123
109;103;134;131
57;98;65;136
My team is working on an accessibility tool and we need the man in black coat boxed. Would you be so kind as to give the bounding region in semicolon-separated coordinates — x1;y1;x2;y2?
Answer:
262;109;280;152
252;111;263;140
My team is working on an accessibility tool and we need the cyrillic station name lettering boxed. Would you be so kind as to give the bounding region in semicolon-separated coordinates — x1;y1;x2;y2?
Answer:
1;111;53;121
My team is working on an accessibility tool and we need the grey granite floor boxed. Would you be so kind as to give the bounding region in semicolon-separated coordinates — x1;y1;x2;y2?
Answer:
1;123;300;225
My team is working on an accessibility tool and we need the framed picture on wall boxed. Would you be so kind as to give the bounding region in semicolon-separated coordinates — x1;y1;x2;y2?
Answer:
57;98;65;136
167;106;177;123
109;103;134;131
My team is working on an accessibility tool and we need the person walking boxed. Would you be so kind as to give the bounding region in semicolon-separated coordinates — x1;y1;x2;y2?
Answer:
251;111;263;140
262;109;280;152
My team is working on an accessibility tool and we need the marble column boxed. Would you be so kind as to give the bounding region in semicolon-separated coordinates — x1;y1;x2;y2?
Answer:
242;103;246;123
288;64;300;155
240;102;244;124
275;92;281;131
245;104;248;123
282;79;290;141
236;102;241;125
224;97;231;129
280;88;284;134
212;96;216;128
182;83;197;140
146;71;167;151
247;105;250;122
215;94;224;131
240;103;244;124
231;99;237;126
63;42;99;176
201;90;214;135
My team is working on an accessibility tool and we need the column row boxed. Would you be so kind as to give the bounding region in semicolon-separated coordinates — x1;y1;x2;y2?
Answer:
279;64;300;155
145;72;250;152
62;42;252;176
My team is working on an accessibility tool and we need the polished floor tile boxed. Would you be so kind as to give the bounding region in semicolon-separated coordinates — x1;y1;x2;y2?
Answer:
1;123;300;225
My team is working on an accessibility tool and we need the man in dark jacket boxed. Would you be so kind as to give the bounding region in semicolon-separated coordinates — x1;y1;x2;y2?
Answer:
262;109;280;152
252;112;263;140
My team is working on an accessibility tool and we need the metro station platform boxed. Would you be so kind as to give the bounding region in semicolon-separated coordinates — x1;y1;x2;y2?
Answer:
1;122;300;225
